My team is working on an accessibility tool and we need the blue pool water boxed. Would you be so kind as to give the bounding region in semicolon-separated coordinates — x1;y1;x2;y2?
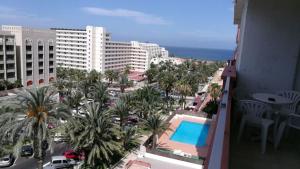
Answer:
170;121;210;147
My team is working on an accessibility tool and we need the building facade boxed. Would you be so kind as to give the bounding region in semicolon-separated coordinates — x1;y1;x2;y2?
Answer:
53;26;168;73
0;31;17;82
1;25;56;87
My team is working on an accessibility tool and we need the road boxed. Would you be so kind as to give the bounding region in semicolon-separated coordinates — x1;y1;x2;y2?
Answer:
9;142;70;169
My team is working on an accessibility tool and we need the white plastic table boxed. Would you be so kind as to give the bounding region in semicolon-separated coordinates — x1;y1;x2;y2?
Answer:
252;93;293;137
252;93;293;105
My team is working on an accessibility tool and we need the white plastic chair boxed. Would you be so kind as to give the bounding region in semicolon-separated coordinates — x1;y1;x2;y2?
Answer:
238;100;273;154
275;113;300;149
277;90;300;115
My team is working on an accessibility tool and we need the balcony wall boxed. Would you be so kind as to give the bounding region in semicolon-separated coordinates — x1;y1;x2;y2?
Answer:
204;60;236;169
236;0;300;97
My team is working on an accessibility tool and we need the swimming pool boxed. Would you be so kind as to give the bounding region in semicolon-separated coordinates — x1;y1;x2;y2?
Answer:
170;120;210;147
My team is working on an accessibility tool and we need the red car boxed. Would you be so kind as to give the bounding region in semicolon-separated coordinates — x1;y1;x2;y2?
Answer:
63;150;84;161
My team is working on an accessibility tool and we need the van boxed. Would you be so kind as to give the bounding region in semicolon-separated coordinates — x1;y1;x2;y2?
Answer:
50;156;72;169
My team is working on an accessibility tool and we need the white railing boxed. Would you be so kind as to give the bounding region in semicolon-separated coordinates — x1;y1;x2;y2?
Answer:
205;61;236;169
207;76;231;169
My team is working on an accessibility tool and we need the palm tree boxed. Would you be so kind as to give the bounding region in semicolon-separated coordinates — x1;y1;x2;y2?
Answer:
53;79;67;101
144;114;167;149
157;71;176;99
0;87;70;169
119;74;130;93
62;90;83;114
175;80;192;109
208;83;221;103
79;80;91;99
105;70;119;85
66;102;120;168
145;67;158;84
133;86;161;119
88;70;101;83
122;127;139;150
109;100;130;128
91;82;109;108
124;65;131;75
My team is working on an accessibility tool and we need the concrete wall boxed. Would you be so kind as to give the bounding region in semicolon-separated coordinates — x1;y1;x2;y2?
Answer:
22;29;56;86
236;0;300;96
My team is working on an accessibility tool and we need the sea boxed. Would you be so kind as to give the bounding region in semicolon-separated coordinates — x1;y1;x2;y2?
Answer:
165;46;234;61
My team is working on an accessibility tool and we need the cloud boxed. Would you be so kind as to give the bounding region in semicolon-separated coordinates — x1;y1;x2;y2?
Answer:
0;5;53;23
82;7;170;25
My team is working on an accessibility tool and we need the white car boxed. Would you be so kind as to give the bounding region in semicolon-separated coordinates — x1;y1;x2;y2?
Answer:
50;156;72;169
108;91;117;97
0;154;14;167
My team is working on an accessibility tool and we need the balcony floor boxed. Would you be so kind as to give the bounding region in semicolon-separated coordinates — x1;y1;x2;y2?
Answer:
230;125;300;169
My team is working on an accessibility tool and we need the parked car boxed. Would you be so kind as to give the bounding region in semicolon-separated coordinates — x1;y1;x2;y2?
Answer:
21;145;33;157
54;133;68;142
63;150;79;160
0;154;14;167
63;150;84;161
50;156;73;169
48;122;55;129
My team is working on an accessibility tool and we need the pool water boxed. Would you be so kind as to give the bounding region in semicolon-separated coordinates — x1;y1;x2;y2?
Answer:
170;120;210;147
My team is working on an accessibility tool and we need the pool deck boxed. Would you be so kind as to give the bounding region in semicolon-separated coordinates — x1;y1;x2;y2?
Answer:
157;115;215;158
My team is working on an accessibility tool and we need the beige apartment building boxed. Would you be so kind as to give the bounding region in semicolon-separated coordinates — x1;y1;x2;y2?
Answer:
0;31;17;82
1;25;56;87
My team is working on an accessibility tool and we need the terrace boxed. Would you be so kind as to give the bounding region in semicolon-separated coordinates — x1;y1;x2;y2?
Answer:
205;0;300;169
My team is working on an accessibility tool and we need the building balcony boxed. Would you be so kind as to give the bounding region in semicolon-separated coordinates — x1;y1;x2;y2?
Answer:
5;41;14;46
6;51;14;55
6;68;15;73
26;67;32;70
205;60;300;169
26;51;32;54
26;59;33;63
6;60;15;64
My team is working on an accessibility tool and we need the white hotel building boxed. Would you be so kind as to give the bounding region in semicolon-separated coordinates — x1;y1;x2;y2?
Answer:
53;26;168;73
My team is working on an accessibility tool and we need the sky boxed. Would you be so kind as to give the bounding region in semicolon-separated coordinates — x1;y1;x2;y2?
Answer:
0;0;236;50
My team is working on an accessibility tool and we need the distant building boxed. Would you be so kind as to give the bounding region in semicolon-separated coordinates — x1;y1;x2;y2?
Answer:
0;31;17;82
1;25;56;87
52;26;168;73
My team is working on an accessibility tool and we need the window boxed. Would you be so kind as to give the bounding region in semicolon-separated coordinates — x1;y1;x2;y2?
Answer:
26;45;32;51
39;69;43;74
49;54;54;59
7;64;14;69
26;70;32;76
39;54;43;60
49;68;54;73
6;55;14;60
26;54;32;60
6;45;14;51
7;72;15;78
38;45;43;51
49;46;54;51
0;55;3;61
0;73;4;79
26;63;32;67
49;61;54;66
39;62;43;67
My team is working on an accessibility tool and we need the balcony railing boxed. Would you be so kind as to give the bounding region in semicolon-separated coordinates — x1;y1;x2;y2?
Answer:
204;60;236;169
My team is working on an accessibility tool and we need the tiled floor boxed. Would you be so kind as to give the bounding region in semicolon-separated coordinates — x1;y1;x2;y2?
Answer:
157;115;215;158
230;125;300;169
